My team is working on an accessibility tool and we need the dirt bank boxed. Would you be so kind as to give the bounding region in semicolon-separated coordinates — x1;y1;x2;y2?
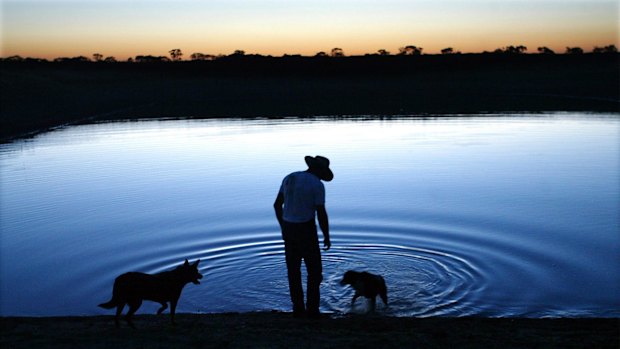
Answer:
1;312;618;349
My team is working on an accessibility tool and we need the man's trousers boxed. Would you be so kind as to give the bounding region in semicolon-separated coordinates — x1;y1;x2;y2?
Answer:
282;220;323;315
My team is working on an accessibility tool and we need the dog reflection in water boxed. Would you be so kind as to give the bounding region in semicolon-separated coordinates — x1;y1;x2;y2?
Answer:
99;259;202;328
340;270;388;313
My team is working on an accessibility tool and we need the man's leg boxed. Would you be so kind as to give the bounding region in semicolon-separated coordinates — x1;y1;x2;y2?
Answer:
303;226;323;316
305;248;323;316
283;223;305;315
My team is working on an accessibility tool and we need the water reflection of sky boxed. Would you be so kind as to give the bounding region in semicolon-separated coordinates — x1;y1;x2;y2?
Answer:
1;114;619;317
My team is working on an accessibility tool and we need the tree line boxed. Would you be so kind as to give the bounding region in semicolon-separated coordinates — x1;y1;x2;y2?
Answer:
2;44;617;63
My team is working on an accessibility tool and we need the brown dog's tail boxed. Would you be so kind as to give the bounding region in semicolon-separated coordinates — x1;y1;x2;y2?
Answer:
98;299;117;309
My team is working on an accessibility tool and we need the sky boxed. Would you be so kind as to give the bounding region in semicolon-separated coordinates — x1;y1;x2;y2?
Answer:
1;0;618;60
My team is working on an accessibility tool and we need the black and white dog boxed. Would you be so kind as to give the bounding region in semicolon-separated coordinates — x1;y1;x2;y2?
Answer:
340;270;388;312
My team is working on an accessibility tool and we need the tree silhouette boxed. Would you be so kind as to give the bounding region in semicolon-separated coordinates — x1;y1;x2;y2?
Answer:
190;52;215;60
537;46;555;54
52;56;89;62
7;42;619;64
398;45;423;55
169;49;183;61
495;45;527;54
135;55;170;62
331;48;345;57
592;45;618;53
565;47;584;54
5;55;24;61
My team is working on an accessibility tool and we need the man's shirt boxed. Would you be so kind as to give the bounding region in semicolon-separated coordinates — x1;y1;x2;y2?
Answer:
279;171;325;223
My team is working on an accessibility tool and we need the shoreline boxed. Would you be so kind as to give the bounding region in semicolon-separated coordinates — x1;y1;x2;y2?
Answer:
2;55;618;142
5;109;617;145
2;312;619;348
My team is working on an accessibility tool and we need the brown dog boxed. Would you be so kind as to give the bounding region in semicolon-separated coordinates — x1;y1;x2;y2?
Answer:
99;259;202;328
340;270;388;312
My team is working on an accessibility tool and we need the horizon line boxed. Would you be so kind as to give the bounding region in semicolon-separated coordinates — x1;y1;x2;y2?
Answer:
3;43;618;62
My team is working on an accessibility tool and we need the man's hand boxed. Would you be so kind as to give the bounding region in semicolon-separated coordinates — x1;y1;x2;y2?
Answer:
316;205;330;251
323;238;331;251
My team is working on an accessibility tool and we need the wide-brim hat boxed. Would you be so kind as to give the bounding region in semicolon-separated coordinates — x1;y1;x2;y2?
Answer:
305;155;333;182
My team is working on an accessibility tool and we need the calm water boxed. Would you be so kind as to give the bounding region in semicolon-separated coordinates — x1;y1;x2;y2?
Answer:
1;114;619;317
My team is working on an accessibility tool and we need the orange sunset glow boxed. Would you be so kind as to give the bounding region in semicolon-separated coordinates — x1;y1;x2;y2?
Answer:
1;0;618;60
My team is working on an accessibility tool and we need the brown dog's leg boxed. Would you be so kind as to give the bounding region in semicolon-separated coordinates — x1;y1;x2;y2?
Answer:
169;299;178;325
125;300;142;329
157;302;168;314
114;304;124;328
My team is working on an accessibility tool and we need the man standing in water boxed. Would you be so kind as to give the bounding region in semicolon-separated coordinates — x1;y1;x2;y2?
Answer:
274;155;332;318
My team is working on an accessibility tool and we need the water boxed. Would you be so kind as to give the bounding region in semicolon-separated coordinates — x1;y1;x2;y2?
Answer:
1;114;619;317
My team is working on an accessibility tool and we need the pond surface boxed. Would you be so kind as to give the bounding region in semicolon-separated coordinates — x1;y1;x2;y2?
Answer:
1;114;619;317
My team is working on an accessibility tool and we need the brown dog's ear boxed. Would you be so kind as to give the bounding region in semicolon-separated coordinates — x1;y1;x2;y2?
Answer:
192;259;200;267
184;259;190;266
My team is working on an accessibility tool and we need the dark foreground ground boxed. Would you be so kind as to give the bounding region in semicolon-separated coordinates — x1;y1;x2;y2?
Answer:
1;54;619;142
1;312;618;349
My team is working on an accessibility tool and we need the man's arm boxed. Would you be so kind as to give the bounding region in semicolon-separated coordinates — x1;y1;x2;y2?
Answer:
273;192;284;229
316;205;330;250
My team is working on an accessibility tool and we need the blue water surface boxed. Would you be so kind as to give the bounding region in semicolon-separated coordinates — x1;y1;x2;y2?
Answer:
1;114;618;317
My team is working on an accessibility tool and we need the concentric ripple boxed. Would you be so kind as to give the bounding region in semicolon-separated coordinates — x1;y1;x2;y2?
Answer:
323;239;485;317
146;217;494;317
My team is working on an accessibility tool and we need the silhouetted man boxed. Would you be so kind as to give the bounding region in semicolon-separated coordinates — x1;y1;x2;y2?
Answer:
274;155;332;318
